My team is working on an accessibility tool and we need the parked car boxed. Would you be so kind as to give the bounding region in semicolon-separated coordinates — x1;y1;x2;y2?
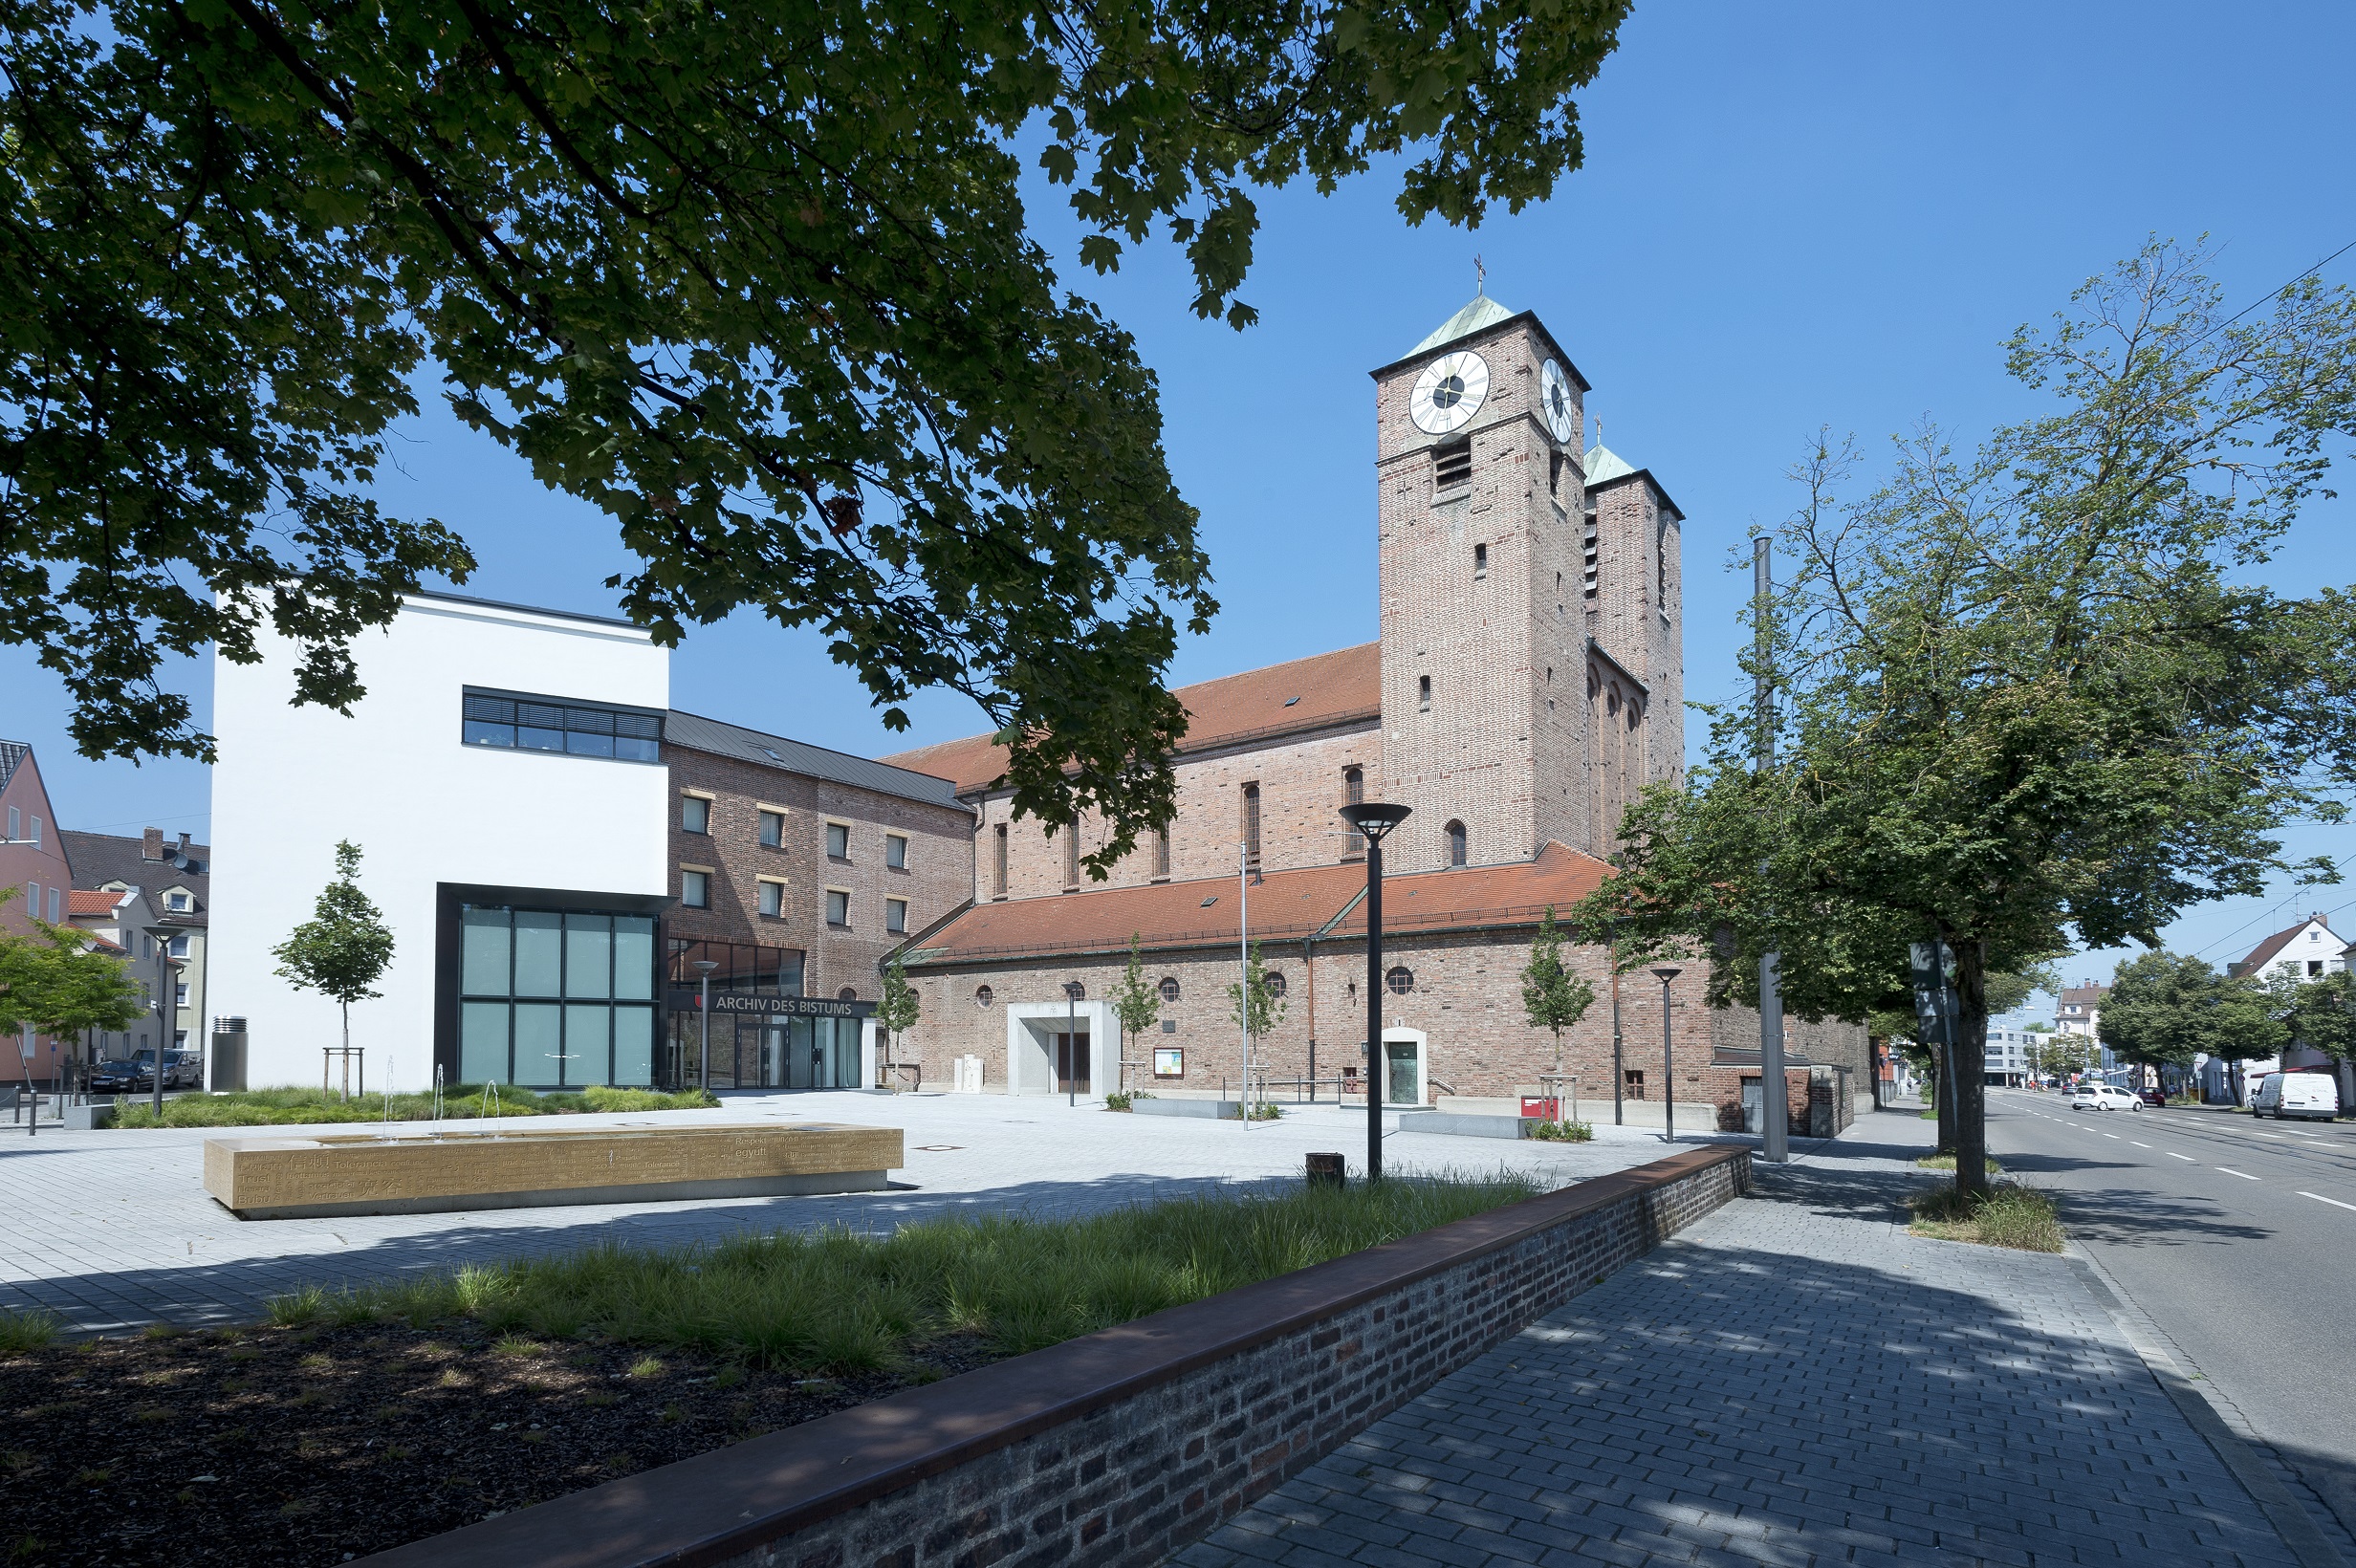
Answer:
2137;1087;2167;1107
125;1049;201;1089
87;1058;152;1093
2070;1083;2144;1112
2254;1071;2340;1122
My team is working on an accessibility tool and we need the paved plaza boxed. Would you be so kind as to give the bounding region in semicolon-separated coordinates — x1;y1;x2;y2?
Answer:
0;1091;1688;1335
1180;1108;2318;1568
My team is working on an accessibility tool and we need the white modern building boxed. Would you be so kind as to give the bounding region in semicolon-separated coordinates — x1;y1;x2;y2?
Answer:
210;593;674;1094
1983;1027;2037;1087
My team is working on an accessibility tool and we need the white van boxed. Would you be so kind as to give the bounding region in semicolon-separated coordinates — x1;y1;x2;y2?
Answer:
2254;1072;2340;1122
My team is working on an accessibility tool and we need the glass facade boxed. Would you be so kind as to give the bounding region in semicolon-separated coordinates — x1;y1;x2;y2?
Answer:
459;905;659;1086
664;938;862;1092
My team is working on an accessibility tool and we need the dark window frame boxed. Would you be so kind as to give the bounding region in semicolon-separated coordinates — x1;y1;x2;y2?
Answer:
460;687;664;763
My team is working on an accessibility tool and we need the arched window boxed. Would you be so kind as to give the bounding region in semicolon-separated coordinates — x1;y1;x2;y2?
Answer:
1342;766;1366;858
1446;820;1467;868
1241;782;1261;868
838;987;859;1002
975;985;994;1008
1385;966;1414;995
1063;817;1080;888
1263;970;1287;999
1064;982;1086;1002
1159;976;1181;1003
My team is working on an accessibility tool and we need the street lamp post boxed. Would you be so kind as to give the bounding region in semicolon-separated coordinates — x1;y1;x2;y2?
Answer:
146;925;182;1122
1064;981;1085;1108
1651;965;1683;1143
1338;802;1412;1182
693;960;718;1094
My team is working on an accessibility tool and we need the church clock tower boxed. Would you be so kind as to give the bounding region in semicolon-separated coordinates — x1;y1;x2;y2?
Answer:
1370;294;1595;873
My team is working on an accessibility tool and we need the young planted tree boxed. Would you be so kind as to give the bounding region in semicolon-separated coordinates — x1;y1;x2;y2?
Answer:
273;841;396;1095
1519;906;1596;1081
876;957;921;1089
4;0;1633;870
1574;243;2356;1196
1108;935;1165;1097
1229;942;1289;1108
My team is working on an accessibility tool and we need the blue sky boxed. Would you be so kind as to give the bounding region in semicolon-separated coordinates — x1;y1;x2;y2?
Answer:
8;0;2353;1005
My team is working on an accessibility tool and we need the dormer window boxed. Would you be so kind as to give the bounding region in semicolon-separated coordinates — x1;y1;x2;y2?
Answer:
165;891;190;912
1433;439;1472;489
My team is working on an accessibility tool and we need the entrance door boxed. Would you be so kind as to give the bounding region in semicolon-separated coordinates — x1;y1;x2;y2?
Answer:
1055;1031;1090;1095
1740;1076;1763;1133
1383;1037;1421;1105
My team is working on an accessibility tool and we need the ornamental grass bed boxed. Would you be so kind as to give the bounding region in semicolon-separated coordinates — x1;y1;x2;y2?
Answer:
0;1171;1542;1567
111;1083;717;1128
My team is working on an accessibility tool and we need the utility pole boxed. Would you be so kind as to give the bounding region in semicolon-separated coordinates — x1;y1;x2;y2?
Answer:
1755;535;1790;1162
1238;841;1251;1126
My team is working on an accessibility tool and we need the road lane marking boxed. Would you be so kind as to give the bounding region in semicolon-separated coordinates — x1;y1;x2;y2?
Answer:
2131;1142;2152;1148
2168;1152;2195;1161
2299;1191;2356;1213
2103;1133;2122;1140
2216;1167;2260;1181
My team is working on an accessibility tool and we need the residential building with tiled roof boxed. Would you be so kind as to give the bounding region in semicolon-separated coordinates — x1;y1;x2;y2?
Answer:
2229;914;2346;984
0;740;78;1084
878;292;1865;1126
63;827;212;1072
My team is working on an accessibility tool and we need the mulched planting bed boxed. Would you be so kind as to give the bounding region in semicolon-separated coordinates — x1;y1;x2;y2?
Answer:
0;1322;1007;1567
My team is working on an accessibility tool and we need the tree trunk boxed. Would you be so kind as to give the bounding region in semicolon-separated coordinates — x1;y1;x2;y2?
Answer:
340;1000;351;1100
1951;939;1991;1196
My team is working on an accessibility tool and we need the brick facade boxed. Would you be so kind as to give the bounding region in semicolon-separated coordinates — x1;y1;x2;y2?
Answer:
905;925;1865;1131
665;744;971;1002
363;1146;1751;1568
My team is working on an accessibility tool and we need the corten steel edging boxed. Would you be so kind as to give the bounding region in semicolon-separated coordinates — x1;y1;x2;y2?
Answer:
362;1143;1747;1568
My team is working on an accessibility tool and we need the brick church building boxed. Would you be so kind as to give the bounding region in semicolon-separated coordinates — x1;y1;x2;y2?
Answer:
882;292;1865;1129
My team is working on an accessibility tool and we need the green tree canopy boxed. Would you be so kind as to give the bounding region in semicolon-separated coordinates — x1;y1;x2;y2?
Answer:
2272;969;2356;1062
876;956;920;1081
1108;934;1164;1085
2;0;1632;868
2103;951;2284;1071
273;840;396;1076
0;890;147;1050
1228;941;1289;1044
1572;242;2356;1192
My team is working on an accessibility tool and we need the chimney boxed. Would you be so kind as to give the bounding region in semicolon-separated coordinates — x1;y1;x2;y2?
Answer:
142;827;164;860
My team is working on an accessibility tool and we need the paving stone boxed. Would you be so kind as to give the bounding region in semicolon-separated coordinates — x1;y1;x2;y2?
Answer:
1187;1122;2308;1568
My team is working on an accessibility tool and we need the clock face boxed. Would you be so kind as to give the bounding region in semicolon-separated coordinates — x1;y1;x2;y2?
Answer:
1540;359;1578;444
1410;350;1490;435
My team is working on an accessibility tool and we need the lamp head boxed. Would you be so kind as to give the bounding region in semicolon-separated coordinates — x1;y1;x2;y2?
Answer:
1338;801;1412;843
692;960;718;975
1649;965;1684;984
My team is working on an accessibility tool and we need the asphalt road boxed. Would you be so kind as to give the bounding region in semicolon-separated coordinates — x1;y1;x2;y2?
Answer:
1986;1087;2356;1543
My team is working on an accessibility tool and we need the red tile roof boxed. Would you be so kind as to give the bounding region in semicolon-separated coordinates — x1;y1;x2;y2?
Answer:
66;889;123;917
901;841;1610;967
882;643;1380;794
1322;842;1616;938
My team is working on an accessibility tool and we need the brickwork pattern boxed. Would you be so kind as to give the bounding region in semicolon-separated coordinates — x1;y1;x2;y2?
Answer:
683;1151;1750;1568
969;727;1382;904
1375;317;1595;876
665;746;971;1000
908;930;1867;1131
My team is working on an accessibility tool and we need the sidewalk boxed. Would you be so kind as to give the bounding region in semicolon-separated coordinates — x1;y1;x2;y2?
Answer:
1179;1107;2311;1568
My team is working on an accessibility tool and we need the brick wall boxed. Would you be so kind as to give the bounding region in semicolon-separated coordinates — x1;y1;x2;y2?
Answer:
363;1145;1751;1568
968;724;1382;903
665;745;971;1000
907;927;1867;1133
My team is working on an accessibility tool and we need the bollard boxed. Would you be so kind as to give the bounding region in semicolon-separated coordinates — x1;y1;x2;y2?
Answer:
1306;1151;1346;1188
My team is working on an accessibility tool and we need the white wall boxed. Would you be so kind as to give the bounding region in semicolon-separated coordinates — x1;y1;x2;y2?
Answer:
210;596;669;1092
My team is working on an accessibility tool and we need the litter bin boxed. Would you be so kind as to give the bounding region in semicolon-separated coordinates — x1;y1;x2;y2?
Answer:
210;1017;248;1094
